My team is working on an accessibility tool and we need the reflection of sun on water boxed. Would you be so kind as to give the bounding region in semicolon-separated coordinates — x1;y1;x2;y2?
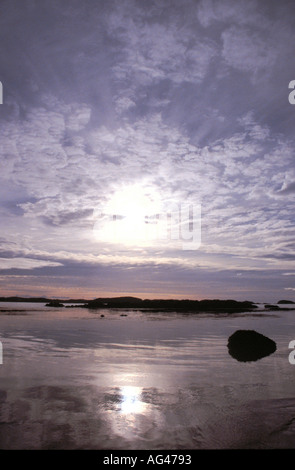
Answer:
120;386;145;415
105;380;162;440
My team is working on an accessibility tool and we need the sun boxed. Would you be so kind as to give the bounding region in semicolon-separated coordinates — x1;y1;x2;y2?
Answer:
93;183;165;247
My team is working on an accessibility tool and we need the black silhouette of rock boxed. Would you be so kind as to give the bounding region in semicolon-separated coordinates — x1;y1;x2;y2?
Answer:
278;300;295;304
227;329;276;362
85;297;257;313
45;300;64;307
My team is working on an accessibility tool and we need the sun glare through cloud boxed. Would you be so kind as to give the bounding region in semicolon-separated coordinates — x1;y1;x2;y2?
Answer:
92;183;201;251
93;183;164;247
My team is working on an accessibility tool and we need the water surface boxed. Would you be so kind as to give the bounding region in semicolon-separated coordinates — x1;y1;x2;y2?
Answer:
0;302;295;449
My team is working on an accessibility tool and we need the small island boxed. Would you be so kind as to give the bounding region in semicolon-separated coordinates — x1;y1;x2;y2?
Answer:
1;296;294;314
45;300;65;308
83;297;258;313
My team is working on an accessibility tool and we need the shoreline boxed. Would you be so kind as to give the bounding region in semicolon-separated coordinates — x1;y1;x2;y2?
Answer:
1;297;295;314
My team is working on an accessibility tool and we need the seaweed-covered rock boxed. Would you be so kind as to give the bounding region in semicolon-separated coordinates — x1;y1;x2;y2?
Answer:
227;329;276;362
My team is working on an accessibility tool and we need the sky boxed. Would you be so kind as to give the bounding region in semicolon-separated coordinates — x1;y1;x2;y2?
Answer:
0;0;295;302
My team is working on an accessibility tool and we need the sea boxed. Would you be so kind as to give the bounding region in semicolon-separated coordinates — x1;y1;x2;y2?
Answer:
0;301;295;450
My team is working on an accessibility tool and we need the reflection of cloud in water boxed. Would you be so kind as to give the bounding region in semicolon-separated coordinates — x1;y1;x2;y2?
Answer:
2;382;295;449
2;310;295;449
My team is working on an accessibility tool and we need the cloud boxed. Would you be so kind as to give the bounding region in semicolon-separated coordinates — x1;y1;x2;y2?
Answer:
197;0;260;28
221;26;277;77
0;100;294;274
0;0;295;300
105;1;219;124
0;258;62;270
276;182;295;195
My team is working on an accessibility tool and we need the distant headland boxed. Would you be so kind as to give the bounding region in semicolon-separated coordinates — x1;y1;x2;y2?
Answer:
0;295;294;313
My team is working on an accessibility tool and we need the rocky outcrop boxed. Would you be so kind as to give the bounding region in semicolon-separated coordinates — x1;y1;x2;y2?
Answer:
45;300;64;307
227;329;276;362
85;297;257;313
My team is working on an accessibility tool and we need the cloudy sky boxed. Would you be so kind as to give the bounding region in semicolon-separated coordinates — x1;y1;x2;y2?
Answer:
0;0;295;301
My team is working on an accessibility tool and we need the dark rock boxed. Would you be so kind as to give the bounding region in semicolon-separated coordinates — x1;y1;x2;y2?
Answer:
278;300;295;304
227;330;276;362
85;297;257;313
45;300;64;307
264;304;280;309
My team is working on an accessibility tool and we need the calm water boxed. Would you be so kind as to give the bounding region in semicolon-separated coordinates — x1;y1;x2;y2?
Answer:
0;302;295;449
